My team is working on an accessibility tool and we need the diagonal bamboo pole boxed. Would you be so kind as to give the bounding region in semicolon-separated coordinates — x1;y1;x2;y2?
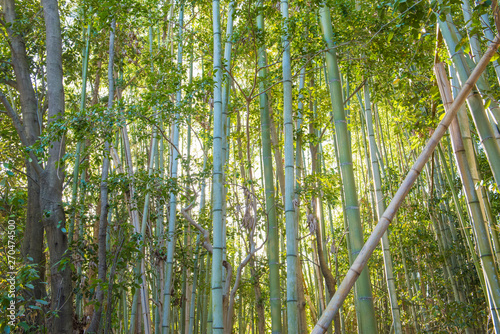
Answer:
311;35;500;334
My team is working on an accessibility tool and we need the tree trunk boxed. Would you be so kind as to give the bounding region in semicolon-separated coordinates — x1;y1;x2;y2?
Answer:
281;1;298;332
2;0;46;308
363;83;402;334
40;0;72;332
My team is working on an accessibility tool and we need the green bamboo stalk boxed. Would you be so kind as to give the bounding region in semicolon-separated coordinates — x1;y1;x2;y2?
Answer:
75;165;87;319
155;117;165;334
363;84;402;334
188;26;203;334
295;66;308;334
280;1;298;332
435;62;500;329
182;23;196;332
211;0;224;332
69;16;91;244
437;145;487;298
73;12;91;319
239;270;243;334
151;20;165;332
484;190;500;263
373;105;389;172
123;290;128;333
87;18;115;334
131;21;162;334
438;16;500;187
461;0;483;64
196;253;206;334
441;11;500;135
134;120;156;334
202;253;211;334
220;0;234;306
449;65;500;267
181;167;189;334
355;103;370;224
422;167;462;303
319;5;378;333
256;3;282;332
162;3;184;333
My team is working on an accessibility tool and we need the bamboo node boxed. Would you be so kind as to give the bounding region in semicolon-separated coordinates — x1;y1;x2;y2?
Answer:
358;296;373;301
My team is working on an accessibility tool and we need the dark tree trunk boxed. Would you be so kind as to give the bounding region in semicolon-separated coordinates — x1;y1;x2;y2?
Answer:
41;0;73;332
3;0;46;308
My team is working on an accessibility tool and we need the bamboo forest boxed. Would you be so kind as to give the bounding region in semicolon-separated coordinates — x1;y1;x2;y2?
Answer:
2;0;500;333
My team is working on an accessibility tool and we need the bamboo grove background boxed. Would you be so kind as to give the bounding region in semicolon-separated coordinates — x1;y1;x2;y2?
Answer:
1;0;500;333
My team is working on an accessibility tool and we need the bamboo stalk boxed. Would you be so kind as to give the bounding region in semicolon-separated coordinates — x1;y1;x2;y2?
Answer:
481;12;500;85
257;2;282;332
295;66;308;333
162;3;185;333
438;17;500;186
319;4;378;332
435;61;500;329
363;83;402;334
87;18;115;334
281;0;298;332
73;13;91;319
220;2;234;303
211;0;224;331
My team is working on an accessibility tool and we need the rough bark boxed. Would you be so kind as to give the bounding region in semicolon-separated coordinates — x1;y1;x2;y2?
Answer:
2;0;46;306
40;0;73;332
